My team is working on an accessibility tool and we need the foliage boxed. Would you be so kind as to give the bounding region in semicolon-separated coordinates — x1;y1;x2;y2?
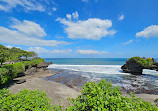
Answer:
0;59;44;84
0;44;37;64
22;59;44;69
154;98;158;106
0;68;9;84
66;79;158;111
0;49;8;65
0;80;157;111
127;57;154;68
0;89;53;111
0;88;10;100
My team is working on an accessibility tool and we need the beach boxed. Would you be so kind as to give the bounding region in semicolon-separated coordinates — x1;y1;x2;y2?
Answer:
8;68;80;109
7;63;158;107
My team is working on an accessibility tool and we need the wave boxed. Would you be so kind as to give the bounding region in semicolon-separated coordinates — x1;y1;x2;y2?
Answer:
47;64;158;94
48;64;129;75
48;64;158;75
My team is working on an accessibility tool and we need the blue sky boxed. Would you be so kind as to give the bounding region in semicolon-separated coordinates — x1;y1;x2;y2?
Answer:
0;0;158;58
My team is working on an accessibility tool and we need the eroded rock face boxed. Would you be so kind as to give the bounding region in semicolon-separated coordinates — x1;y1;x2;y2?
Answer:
121;64;143;75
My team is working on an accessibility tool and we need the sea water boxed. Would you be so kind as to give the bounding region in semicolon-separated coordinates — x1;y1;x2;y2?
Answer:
44;58;158;94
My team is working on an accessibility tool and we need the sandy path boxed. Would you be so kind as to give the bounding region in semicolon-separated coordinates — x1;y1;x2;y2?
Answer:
9;78;80;109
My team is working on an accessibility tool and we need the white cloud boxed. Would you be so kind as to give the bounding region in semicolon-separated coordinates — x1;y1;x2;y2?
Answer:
118;15;124;21
48;12;52;16
66;12;79;20
72;11;79;20
5;45;20;49
57;13;116;40
82;0;89;2
5;45;14;49
52;7;57;11
28;47;72;54
66;14;72;20
76;49;108;54
136;25;158;38
122;39;133;45
28;47;48;53
0;19;70;46
0;0;45;12
95;0;99;3
82;0;99;3
10;18;46;38
51;49;72;54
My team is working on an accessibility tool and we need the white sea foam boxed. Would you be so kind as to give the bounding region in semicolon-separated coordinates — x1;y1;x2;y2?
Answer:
47;64;158;93
143;69;158;75
48;64;158;75
48;64;129;75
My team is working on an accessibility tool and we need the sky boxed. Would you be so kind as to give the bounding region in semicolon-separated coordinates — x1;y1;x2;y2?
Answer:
0;0;158;58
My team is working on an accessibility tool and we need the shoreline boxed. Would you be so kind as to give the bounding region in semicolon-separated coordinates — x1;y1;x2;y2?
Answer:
6;66;158;107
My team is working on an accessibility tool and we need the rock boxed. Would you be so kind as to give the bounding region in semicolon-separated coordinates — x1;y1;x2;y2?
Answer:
25;67;37;75
24;62;52;76
37;62;52;68
121;64;143;75
121;57;158;75
16;79;26;84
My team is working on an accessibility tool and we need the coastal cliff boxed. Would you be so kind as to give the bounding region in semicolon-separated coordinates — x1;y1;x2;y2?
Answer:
121;57;158;75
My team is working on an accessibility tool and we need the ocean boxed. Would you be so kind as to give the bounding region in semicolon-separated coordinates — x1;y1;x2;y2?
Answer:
44;58;158;94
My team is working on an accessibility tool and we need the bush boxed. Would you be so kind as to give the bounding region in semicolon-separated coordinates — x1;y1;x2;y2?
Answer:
0;59;44;84
155;98;158;106
0;68;9;84
2;64;18;78
66;79;158;111
23;59;44;69
127;57;153;68
0;89;54;111
0;88;10;100
0;80;157;111
13;62;25;73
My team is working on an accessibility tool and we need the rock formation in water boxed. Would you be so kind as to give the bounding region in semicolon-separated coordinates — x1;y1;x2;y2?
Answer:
121;57;158;75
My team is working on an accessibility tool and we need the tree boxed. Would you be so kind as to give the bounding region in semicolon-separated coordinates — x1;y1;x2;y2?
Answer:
0;44;38;62
0;50;8;65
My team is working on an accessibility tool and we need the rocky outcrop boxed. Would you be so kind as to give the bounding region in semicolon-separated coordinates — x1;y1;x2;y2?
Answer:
25;62;52;75
37;62;52;68
121;64;143;75
121;57;158;75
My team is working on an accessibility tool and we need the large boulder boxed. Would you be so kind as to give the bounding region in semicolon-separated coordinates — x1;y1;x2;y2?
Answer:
121;57;158;75
121;64;143;75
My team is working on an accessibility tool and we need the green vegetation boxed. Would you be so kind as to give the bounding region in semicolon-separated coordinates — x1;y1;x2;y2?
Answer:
0;59;44;84
0;44;44;85
155;98;158;106
0;80;157;111
66;79;157;111
22;58;44;69
127;57;154;68
0;89;54;111
0;44;37;65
